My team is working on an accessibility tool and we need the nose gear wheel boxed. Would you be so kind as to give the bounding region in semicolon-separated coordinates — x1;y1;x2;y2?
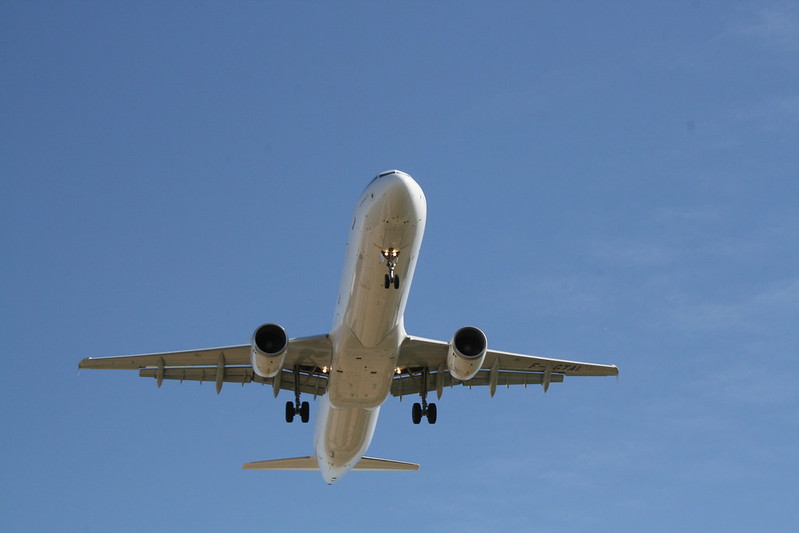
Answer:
381;247;401;290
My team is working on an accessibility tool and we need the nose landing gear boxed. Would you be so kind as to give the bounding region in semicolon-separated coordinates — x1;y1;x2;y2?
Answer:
384;273;400;289
381;247;401;289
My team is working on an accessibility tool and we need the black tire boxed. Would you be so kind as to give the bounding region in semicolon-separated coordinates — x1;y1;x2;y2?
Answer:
285;401;295;423
427;403;437;424
384;274;390;289
412;402;422;424
300;401;310;423
394;274;400;289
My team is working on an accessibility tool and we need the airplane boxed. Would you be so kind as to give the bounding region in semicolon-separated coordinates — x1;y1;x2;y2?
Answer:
79;170;619;484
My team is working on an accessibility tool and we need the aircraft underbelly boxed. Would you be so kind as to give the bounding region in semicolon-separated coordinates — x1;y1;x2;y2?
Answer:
336;172;425;346
344;224;409;346
316;170;426;481
327;176;424;406
316;399;379;467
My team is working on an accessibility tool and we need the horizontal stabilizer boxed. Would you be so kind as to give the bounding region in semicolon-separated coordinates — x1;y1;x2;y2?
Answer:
243;456;319;470
242;456;419;471
352;457;419;471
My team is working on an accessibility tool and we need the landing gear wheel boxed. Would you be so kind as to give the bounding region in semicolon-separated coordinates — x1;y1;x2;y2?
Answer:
412;402;422;424
426;403;437;424
384;274;390;289
394;274;400;289
285;401;296;423
300;401;310;423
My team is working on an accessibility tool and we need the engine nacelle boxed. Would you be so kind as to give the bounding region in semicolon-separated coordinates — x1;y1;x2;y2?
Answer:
251;323;288;378
447;326;487;381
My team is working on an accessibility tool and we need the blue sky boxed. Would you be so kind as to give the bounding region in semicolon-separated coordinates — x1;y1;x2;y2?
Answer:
2;2;798;531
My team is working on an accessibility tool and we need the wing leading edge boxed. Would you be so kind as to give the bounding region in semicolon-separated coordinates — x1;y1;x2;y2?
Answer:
78;335;334;395
79;332;617;397
394;335;618;397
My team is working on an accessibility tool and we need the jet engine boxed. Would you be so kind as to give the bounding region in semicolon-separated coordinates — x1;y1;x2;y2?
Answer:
447;326;487;381
251;323;288;378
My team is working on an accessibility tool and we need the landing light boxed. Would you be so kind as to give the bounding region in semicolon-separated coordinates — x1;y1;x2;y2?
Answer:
395;367;402;375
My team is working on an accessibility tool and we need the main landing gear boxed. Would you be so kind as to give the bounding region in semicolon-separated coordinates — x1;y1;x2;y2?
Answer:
412;368;437;425
285;366;309;423
412;401;437;425
381;247;401;289
285;400;309;423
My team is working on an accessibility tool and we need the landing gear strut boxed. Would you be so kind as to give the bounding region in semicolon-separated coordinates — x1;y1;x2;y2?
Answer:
381;247;401;289
412;368;437;425
285;365;309;423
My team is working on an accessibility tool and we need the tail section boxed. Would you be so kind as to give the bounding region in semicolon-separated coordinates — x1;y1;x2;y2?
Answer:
242;456;419;471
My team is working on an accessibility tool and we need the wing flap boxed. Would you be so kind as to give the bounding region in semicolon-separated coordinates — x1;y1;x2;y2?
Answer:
391;369;564;397
138;366;329;395
140;366;257;385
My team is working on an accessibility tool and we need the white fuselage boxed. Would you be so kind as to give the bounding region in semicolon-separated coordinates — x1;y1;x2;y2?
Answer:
313;171;426;483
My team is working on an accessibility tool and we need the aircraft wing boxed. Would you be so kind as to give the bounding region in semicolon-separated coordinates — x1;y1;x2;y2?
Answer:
393;335;618;397
79;335;333;395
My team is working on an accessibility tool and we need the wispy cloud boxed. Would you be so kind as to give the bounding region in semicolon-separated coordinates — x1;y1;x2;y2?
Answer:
513;273;612;318
655;206;723;222
729;3;799;53
694;354;799;406
668;278;799;334
728;92;799;132
589;241;680;268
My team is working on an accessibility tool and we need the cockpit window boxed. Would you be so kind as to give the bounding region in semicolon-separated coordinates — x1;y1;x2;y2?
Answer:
367;170;400;189
369;171;389;185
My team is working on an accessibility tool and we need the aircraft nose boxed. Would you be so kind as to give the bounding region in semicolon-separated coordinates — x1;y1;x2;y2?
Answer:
373;170;415;188
373;170;425;204
375;169;410;180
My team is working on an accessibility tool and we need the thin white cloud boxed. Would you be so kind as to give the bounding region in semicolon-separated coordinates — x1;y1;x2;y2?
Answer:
514;273;612;317
744;92;799;119
655;205;723;222
669;278;799;334
696;355;798;406
589;240;680;268
728;92;799;132
730;3;799;53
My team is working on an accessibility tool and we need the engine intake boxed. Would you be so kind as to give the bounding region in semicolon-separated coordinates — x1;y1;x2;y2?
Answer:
447;326;487;381
251;323;288;378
